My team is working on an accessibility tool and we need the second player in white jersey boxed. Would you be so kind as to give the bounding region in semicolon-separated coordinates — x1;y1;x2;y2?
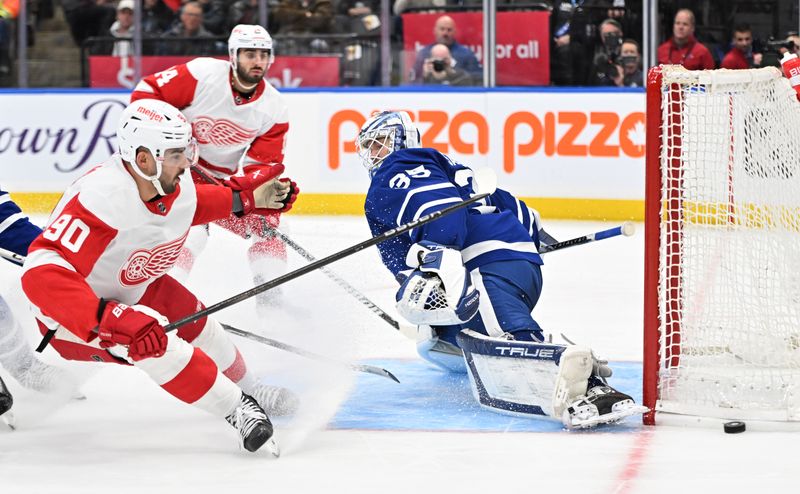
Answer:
131;25;296;313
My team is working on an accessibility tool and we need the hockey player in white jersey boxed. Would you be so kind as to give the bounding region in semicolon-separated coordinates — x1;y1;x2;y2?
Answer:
131;24;296;314
20;99;299;453
357;110;647;429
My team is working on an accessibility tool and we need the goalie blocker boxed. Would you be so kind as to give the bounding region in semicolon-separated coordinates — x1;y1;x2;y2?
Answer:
456;330;647;428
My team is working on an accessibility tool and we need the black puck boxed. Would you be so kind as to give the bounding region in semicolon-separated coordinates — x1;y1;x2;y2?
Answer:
724;421;746;433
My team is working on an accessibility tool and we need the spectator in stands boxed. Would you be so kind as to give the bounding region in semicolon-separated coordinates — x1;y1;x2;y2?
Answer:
393;0;446;16
159;1;217;55
589;18;623;86
720;23;762;69
335;0;380;35
0;0;16;76
109;0;134;57
421;43;475;86
62;0;116;47
412;15;481;84
620;38;642;86
142;0;174;35
272;0;334;35
197;0;227;34
227;0;263;32
657;8;715;70
550;0;595;86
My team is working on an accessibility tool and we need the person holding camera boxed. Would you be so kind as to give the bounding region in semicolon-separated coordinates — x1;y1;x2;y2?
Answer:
422;43;475;86
590;18;624;86
412;15;482;84
657;8;714;70
620;39;643;87
721;24;762;70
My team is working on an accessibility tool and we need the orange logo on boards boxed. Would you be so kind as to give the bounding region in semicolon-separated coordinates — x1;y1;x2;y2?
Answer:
328;109;646;172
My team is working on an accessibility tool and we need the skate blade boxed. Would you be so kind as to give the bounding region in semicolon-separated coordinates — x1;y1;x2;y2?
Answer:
564;405;649;430
1;412;16;431
264;437;280;458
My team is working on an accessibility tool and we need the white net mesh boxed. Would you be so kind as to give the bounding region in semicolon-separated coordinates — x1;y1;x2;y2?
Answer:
657;66;800;421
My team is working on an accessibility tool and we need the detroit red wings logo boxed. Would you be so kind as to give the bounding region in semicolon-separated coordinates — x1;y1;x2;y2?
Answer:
192;117;257;146
119;232;188;286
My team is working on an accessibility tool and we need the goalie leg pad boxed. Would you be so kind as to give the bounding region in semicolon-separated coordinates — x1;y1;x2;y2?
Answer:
456;329;592;418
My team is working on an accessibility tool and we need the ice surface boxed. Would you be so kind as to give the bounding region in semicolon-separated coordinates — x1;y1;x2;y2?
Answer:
0;216;794;493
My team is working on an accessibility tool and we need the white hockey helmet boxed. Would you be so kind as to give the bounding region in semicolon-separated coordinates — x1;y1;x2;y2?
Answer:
228;24;275;71
356;110;420;175
117;99;196;195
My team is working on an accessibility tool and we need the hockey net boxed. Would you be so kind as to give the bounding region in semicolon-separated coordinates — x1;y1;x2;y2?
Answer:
644;65;800;427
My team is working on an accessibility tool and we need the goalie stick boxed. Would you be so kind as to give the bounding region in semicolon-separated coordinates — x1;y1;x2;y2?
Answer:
191;163;402;331
164;189;496;332
540;222;635;254
221;324;399;383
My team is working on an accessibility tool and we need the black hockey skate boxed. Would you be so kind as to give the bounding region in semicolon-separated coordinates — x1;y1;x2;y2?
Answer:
0;375;12;416
226;392;279;455
562;385;648;429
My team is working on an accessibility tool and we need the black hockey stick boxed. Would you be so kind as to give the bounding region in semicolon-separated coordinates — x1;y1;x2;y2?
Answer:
539;222;635;254
190;164;402;330
221;323;399;383
164;190;495;332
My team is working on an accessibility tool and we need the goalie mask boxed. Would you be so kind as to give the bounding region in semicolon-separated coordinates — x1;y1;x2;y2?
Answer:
356;110;420;176
117;99;197;196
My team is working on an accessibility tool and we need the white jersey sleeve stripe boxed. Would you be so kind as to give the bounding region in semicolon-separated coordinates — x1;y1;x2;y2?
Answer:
24;248;78;274
133;80;155;93
461;240;541;263
0;195;10;206
395;182;457;227
0;212;26;235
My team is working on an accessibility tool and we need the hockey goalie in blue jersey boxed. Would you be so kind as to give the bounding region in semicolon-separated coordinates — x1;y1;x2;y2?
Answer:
358;111;647;429
0;189;80;427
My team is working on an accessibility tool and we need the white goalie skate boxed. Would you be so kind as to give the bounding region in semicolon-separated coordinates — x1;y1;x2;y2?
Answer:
226;392;279;456
562;385;649;429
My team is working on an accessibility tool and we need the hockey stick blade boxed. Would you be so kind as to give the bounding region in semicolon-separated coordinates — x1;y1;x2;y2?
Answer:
539;222;636;254
221;324;400;383
165;191;494;332
191;163;402;332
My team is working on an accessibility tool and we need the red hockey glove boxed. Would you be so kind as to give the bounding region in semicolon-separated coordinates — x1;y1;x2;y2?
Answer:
276;178;299;212
97;300;168;362
224;164;294;216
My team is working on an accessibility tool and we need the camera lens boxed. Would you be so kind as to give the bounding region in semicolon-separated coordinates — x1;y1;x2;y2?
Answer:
432;59;446;72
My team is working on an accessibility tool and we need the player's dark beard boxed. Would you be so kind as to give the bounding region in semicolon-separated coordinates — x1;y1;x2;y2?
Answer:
237;64;263;86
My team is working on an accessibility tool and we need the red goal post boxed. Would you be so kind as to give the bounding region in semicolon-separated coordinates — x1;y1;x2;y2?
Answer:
644;65;800;429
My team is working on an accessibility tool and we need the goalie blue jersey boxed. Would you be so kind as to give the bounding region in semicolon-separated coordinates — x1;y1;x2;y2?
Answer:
364;148;544;279
0;188;42;264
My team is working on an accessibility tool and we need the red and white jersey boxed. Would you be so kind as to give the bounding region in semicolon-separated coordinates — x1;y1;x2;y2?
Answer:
21;155;233;341
131;58;289;178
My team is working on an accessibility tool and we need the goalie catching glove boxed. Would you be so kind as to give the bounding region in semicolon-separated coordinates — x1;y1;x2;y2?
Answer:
225;164;299;217
395;241;480;325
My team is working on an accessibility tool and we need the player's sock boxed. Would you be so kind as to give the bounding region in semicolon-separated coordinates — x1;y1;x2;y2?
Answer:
249;382;300;416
